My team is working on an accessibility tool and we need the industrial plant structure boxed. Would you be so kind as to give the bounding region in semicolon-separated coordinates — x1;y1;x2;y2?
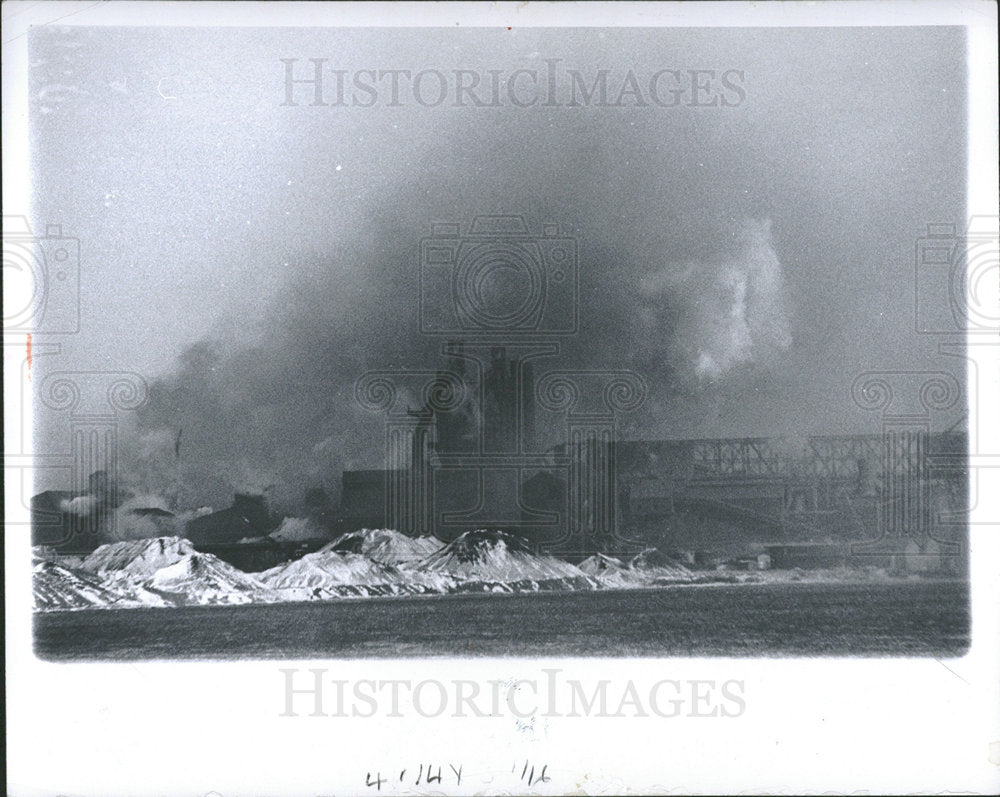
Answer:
32;341;968;575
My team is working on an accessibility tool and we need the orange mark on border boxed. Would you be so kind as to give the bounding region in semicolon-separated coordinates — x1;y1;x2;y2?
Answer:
26;333;33;378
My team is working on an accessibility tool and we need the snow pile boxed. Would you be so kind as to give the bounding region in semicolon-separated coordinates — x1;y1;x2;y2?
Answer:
146;553;280;606
578;553;647;589
324;528;443;566
629;548;696;584
64;536;277;607
258;549;451;600
415;529;597;593
32;560;138;611
260;529;595;600
259;550;399;599
33;535;703;612
80;537;198;579
578;550;696;588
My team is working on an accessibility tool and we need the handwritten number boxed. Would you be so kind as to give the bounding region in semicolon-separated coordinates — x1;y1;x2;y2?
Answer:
518;761;551;787
367;761;538;789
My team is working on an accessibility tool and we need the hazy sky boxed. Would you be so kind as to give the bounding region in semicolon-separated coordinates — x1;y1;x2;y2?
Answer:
29;26;967;507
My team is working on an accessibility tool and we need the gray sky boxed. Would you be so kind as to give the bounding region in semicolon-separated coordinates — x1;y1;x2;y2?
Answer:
29;26;967;507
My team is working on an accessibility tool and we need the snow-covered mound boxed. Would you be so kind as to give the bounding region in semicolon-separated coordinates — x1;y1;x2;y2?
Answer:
33;534;703;611
34;560;123;611
578;552;627;576
324;528;443;566
259;549;452;600
80;537;198;579
146;552;280;605
577;550;695;588
31;560;157;611
578;553;647;588
629;548;696;583
48;536;278;607
415;529;597;592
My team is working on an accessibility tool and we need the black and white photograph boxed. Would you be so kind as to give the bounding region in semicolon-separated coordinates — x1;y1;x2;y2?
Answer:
4;2;999;795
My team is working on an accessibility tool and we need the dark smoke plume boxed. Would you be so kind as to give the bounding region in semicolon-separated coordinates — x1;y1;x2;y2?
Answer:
129;164;791;513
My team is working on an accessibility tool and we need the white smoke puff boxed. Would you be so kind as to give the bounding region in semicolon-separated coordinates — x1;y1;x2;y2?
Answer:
641;218;792;383
270;517;323;542
106;507;211;543
59;495;97;516
107;494;181;541
103;495;216;542
109;510;178;541
170;506;213;525
117;493;172;513
738;219;792;350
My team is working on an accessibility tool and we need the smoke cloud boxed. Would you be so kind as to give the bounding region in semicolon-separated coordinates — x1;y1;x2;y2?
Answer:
637;218;792;384
128;200;795;513
59;495;97;517
28;25;968;508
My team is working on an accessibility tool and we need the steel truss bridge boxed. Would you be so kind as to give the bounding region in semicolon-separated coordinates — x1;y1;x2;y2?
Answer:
615;432;967;541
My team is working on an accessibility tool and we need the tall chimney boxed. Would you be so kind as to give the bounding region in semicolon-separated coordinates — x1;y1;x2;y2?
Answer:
521;360;535;452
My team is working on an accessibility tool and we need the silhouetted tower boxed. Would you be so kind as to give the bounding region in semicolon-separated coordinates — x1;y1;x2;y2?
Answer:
435;340;476;453
521;360;536;452
484;347;518;452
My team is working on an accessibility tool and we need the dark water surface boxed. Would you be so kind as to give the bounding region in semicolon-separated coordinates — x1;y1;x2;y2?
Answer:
34;580;970;660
